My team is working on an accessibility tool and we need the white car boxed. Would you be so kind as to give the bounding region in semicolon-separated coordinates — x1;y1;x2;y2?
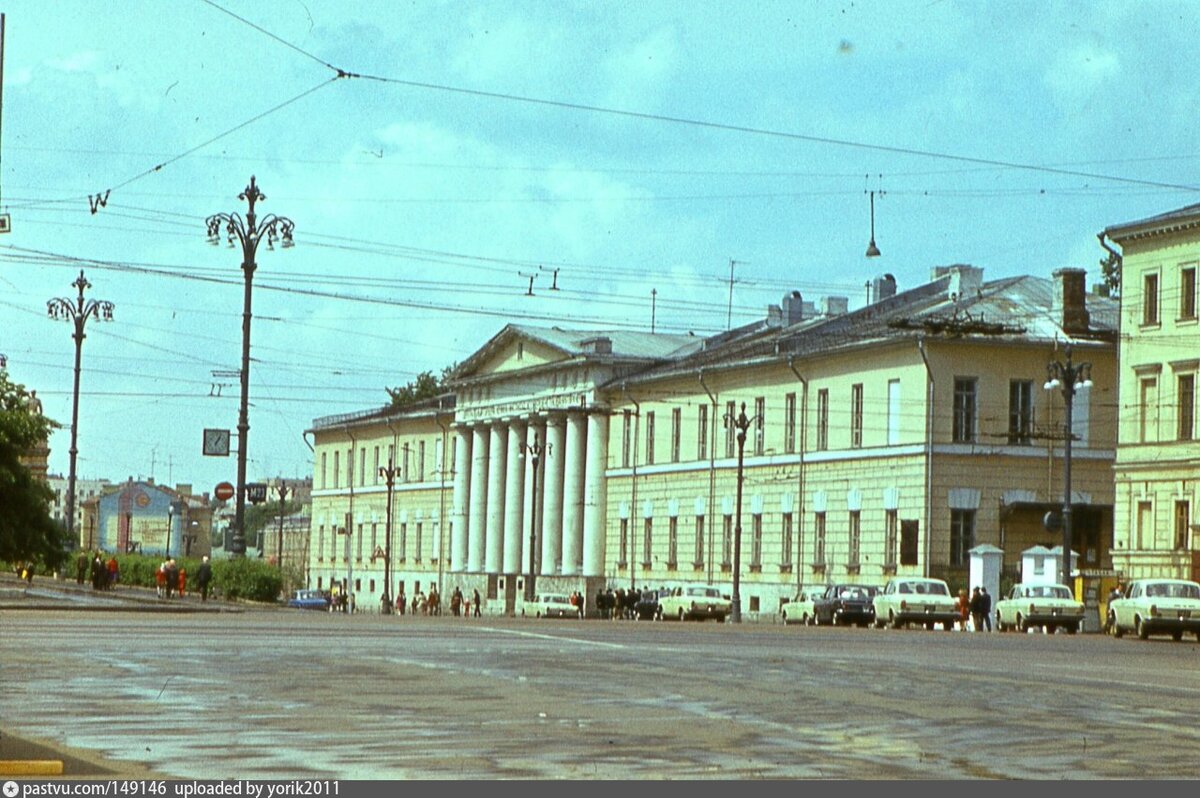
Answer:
1108;579;1200;641
521;593;578;619
780;587;825;625
995;583;1084;633
659;585;731;622
872;577;957;630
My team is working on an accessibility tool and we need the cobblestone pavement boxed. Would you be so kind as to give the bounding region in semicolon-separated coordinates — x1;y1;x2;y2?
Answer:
3;607;1199;779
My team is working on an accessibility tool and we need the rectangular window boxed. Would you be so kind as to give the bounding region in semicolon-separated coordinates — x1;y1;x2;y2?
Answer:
320;453;328;489
668;516;678;568
415;522;423;562
1140;377;1159;443
373;447;380;485
330;522;338;561
781;513;793;566
1144;272;1160;325
1175;501;1190;550
418;441;426;481
317;524;325;562
900;519;919;565
618;518;628;565
784;392;796;453
347;449;354;487
402;444;410;482
642;518;653;567
754;396;766;455
950;509;975;566
725;401;737;457
333;451;340;489
1179;374;1195;441
694;515;705;567
387;444;395;473
953;378;978;443
359;449;367;487
722;515;733;567
885;510;898;566
370;522;378;557
751;514;763;567
848;511;860;566
887;379;901;446
645;412;656;465
1008;380;1034;445
356;523;364;562
1136;501;1152;550
671;407;682;463
813;512;826;565
399;522;407;562
1181;266;1197;320
622;410;632;468
697;404;708;461
816;390;829;451
850;384;864;448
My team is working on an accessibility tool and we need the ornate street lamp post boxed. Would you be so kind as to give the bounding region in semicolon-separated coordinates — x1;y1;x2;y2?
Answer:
47;270;114;545
1045;345;1093;590
520;435;549;602
206;176;294;556
378;459;398;613
724;402;757;624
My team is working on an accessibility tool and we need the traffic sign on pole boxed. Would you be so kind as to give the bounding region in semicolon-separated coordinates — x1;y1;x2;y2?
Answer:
214;482;235;501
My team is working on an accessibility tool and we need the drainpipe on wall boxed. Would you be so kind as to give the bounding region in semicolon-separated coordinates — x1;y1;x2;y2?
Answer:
345;426;357;611
787;357;808;591
916;337;934;578
698;369;718;586
435;405;451;597
385;419;399;601
621;382;641;591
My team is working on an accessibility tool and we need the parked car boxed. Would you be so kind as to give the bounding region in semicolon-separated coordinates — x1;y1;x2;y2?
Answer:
521;593;578;618
813;584;878;626
1108;579;1200;641
995;583;1084;633
634;588;670;620
872;577;957;630
287;589;330;611
659;585;731;622
780;587;825;625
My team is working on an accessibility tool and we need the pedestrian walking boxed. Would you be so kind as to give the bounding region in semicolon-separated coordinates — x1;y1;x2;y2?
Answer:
969;587;984;632
155;561;167;598
979;587;993;632
177;567;187;598
473;588;482;617
196;556;213;602
75;552;88;585
396;589;406;615
955;589;970;631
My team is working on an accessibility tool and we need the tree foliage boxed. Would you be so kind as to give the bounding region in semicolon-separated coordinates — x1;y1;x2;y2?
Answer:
385;365;454;408
1100;249;1121;299
0;370;69;568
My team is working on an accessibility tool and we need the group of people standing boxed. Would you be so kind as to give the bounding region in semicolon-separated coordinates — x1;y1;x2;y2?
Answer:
956;586;993;631
594;586;647;620
76;551;118;590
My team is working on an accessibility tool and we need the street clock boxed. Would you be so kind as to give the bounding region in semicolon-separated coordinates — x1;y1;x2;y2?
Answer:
203;428;231;456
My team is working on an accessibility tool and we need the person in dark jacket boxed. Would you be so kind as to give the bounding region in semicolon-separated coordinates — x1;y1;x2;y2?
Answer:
196;556;213;602
978;587;993;632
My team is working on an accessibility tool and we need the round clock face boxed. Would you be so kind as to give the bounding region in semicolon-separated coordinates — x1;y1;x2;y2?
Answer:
135;492;151;507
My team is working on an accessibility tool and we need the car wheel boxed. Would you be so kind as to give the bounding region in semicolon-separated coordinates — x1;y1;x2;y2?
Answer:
802;612;812;626
925;621;935;631
1017;614;1028;633
678;608;686;622
1046;624;1057;635
889;610;902;630
536;611;542;619
1136;616;1150;640
1066;623;1078;635
1172;630;1183;642
1110;613;1124;638
944;621;954;632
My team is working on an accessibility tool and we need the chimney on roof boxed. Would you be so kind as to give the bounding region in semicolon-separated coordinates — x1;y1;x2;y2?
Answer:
581;336;612;354
766;304;783;328
871;274;897;303
821;296;849;316
1053;268;1090;334
932;264;984;300
782;291;807;325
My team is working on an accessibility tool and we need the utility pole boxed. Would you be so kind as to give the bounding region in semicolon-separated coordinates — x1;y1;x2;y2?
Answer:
519;435;548;601
206;176;294;556
725;402;756;623
275;482;291;569
1045;346;1093;590
650;288;657;333
726;259;746;330
47;271;114;545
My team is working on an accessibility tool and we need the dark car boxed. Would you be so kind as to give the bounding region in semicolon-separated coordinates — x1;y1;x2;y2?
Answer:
634;588;669;620
813;584;878;626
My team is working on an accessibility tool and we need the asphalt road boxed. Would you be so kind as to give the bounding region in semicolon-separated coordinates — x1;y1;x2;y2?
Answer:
2;605;1199;779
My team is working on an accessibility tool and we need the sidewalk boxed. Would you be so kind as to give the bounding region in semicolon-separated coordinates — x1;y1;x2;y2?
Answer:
0;571;243;613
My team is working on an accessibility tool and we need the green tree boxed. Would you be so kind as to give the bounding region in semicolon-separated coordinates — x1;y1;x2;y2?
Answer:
1100;249;1121;299
385;365;454;408
0;370;70;568
244;499;302;549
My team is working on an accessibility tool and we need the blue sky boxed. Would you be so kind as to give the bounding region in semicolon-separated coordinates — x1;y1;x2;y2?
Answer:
1;0;1197;495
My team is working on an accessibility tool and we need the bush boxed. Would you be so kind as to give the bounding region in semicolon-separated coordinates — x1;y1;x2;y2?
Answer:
212;556;283;602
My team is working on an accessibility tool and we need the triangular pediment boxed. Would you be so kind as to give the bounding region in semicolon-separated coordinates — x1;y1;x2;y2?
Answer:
449;325;577;381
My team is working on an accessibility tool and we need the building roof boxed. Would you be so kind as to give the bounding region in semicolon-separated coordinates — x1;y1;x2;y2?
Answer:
1104;203;1200;243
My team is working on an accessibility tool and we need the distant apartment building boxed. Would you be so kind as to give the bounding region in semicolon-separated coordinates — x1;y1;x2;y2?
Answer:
1105;204;1200;581
48;474;112;541
308;265;1118;615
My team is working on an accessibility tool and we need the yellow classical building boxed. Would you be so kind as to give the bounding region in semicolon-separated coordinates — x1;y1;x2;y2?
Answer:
1105;204;1200;581
308;264;1118;616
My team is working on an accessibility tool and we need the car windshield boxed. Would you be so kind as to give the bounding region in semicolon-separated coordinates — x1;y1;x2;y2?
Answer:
543;595;568;604
1024;585;1071;599
1145;582;1200;599
905;581;948;596
837;586;872;599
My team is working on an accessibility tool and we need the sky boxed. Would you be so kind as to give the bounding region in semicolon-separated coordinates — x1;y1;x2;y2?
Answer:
1;0;1198;498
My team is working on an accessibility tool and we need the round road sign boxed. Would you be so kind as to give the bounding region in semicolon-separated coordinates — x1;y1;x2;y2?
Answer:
214;481;235;501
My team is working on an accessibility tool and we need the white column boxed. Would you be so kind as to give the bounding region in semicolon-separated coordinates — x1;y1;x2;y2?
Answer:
485;422;507;573
560;411;587;576
503;419;526;574
541;414;566;576
525;419;546;575
467;425;489;572
450;427;471;572
583;411;610;577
